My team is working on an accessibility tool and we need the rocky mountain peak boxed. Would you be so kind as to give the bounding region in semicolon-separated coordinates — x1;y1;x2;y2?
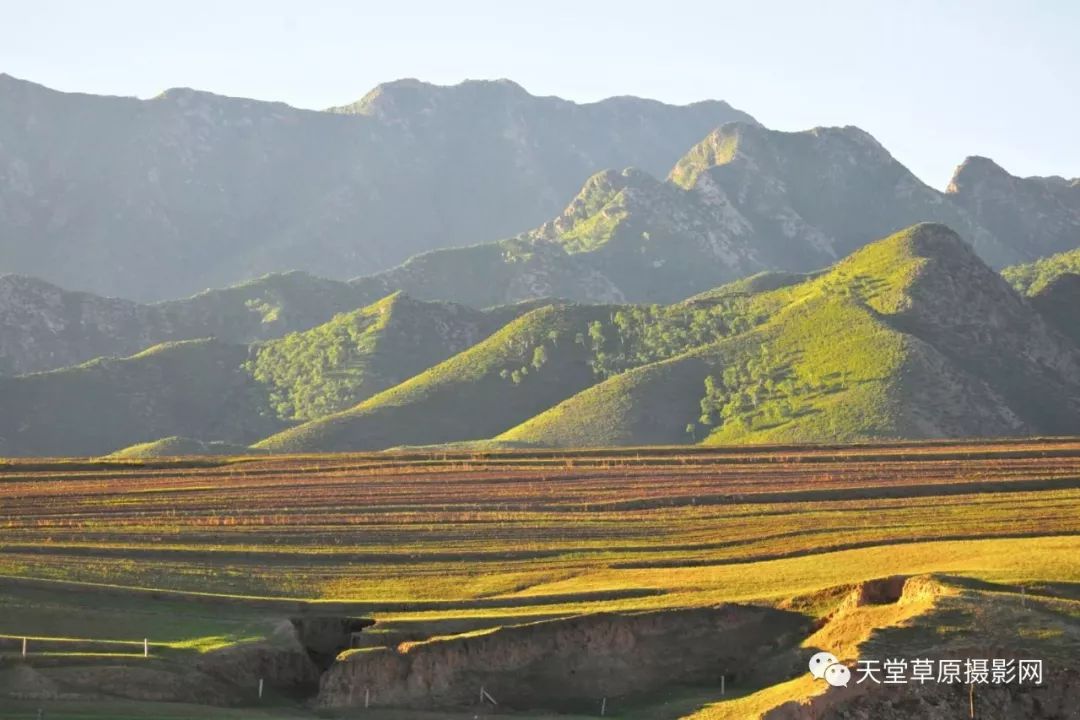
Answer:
334;77;532;117
670;122;896;192
946;155;1080;263
946;155;1012;193
531;167;666;240
667;121;757;188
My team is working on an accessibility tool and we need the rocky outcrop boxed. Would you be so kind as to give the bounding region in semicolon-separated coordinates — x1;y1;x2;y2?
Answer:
667;124;1015;269
516;123;1063;304
316;605;810;712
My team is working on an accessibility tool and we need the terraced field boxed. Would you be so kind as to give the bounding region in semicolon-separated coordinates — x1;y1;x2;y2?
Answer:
1;439;1079;718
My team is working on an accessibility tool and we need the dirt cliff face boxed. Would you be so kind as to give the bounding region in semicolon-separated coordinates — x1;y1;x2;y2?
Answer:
316;604;810;712
290;616;376;667
195;643;321;695
0;661;241;706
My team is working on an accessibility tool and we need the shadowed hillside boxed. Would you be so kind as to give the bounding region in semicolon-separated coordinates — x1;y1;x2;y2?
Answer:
0;339;279;457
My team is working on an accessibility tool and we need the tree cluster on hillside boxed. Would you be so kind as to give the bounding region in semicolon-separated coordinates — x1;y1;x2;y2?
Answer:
583;301;763;379
691;347;847;440
498;331;559;385
245;312;383;421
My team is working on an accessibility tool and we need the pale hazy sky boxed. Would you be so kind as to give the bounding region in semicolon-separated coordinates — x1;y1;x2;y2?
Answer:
4;0;1077;188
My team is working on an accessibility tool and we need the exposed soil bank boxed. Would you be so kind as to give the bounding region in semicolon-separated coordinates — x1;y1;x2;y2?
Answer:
196;643;321;696
194;614;379;694
317;604;810;711
290;615;375;667
0;662;241;705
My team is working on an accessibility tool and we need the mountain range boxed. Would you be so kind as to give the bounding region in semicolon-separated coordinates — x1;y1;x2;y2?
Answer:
0;73;753;301
0;76;1078;456
2;85;1079;378
2;223;1078;457
2;76;1078;310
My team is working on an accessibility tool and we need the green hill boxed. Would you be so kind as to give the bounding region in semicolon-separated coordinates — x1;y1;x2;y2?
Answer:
107;436;264;459
0;293;540;456
7;225;1079;457
255;285;787;452
246;292;542;421
254;304;614;452
0;339;280;457
1002;247;1080;295
1000;250;1080;350
0;270;382;376
501;224;1080;447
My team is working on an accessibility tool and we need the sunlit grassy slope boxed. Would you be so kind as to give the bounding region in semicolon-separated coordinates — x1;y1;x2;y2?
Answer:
108;436;263;459
1003;246;1080;294
501;223;1080;446
1;292;550;458
246;292;546;422
254;304;618;452
258;223;1080;454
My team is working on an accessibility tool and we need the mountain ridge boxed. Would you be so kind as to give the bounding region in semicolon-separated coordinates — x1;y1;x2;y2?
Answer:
0;73;755;300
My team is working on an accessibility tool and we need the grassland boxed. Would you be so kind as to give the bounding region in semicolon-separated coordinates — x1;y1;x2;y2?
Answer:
1;439;1079;717
2;439;1079;616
